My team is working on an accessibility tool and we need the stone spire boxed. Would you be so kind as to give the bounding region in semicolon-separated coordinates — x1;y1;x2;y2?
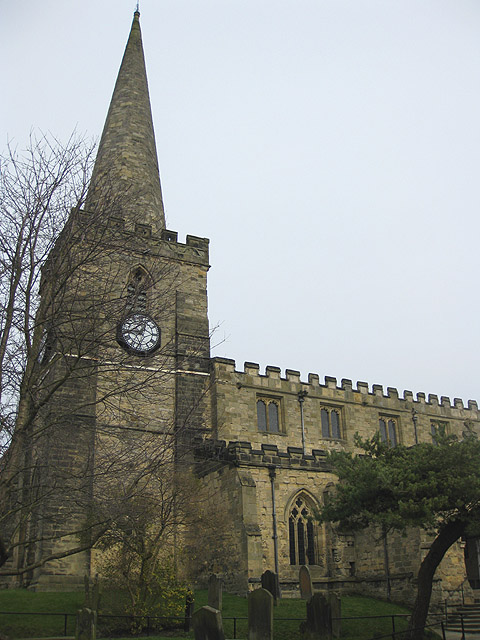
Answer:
85;11;165;232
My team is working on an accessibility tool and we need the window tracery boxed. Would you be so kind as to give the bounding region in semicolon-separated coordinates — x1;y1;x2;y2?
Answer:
379;416;398;446
126;266;150;313
288;493;317;566
320;406;342;439
257;397;281;432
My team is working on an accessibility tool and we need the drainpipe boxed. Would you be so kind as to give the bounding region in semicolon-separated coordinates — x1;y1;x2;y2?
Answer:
269;465;281;597
412;409;418;445
298;390;308;455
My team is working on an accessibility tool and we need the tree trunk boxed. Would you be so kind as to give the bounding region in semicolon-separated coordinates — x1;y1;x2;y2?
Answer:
407;519;465;640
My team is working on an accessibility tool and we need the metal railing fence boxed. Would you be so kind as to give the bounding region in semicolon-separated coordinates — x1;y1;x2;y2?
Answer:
0;609;450;639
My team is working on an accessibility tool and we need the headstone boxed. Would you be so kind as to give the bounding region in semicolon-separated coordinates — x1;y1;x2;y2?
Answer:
83;575;100;611
208;573;223;610
305;593;332;640
192;605;225;640
299;565;313;600
248;587;273;640
327;593;341;638
260;569;280;603
184;592;195;631
75;608;97;640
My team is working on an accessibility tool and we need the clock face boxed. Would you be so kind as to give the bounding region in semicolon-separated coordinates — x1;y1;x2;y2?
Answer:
117;313;160;356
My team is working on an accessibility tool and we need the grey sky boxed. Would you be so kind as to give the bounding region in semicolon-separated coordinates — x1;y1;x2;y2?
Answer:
2;0;480;402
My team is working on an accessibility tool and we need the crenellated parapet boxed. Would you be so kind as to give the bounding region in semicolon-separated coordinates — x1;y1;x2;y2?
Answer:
211;357;480;449
73;209;210;267
194;438;331;475
212;357;478;413
158;230;209;266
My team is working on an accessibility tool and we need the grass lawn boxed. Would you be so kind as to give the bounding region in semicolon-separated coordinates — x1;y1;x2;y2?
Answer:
0;588;418;640
0;590;83;637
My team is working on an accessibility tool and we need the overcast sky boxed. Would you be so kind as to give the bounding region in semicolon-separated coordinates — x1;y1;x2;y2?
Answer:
2;0;480;403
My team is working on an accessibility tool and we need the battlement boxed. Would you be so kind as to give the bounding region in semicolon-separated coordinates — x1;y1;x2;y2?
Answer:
194;438;331;472
212;357;479;413
74;210;210;266
160;228;210;251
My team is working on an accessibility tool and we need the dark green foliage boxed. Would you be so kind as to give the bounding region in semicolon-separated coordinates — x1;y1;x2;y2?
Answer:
319;432;480;535
319;431;480;640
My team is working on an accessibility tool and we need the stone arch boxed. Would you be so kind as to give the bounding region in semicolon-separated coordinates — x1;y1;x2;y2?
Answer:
283;488;320;523
125;265;153;313
284;490;322;567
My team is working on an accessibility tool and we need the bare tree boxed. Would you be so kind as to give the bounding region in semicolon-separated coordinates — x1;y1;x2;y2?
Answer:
96;463;232;628
97;466;194;622
0;132;94;446
0;133;210;586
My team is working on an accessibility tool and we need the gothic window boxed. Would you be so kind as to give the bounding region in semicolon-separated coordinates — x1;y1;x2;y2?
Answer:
379;417;398;447
288;494;317;565
257;397;281;433
126;266;150;313
320;407;342;439
430;421;448;445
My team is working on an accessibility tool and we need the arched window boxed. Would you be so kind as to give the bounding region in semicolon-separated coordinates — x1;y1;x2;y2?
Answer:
288;494;317;565
430;421;447;446
331;411;340;439
320;406;342;439
268;402;279;432
126;266;150;313
321;408;330;438
257;400;267;431
379;416;398;447
256;397;281;432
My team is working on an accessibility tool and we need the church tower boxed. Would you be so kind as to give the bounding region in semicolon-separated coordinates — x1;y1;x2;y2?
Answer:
8;11;211;589
5;9;479;604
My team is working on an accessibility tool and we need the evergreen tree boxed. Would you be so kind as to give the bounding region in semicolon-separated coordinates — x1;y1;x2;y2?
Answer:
319;430;480;640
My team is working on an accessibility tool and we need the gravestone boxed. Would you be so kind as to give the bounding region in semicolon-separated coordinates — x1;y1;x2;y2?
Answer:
248;587;273;640
83;575;100;611
299;565;313;600
260;569;280;603
208;573;223;610
75;608;97;640
184;592;195;631
305;593;332;640
327;593;341;638
192;605;225;640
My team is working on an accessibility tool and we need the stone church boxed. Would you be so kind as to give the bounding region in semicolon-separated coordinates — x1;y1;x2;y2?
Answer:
4;11;480;604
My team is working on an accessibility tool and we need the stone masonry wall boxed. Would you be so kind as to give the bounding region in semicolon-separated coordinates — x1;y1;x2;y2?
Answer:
187;464;262;594
198;357;480;603
8;221;212;590
211;358;480;450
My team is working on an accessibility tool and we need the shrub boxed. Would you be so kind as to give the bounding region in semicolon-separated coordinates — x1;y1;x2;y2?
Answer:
99;547;191;634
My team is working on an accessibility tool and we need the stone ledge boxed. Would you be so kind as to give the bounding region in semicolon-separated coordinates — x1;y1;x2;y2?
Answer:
194;438;330;471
